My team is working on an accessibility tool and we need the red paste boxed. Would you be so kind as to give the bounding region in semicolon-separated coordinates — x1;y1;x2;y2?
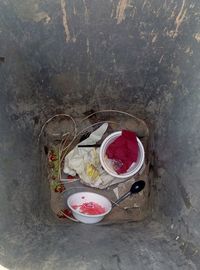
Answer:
72;202;106;215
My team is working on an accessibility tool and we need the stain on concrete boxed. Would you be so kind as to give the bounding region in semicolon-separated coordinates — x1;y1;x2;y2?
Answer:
60;0;71;43
0;56;5;63
33;11;51;23
194;33;200;42
116;0;129;24
169;0;187;38
86;37;90;55
10;0;51;23
185;47;193;55
83;0;89;24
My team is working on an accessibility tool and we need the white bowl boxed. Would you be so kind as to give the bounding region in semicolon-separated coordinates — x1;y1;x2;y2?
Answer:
67;192;112;224
99;131;145;179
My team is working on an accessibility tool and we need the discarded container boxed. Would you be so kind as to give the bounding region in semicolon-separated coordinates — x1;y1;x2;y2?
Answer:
100;131;145;179
67;192;112;224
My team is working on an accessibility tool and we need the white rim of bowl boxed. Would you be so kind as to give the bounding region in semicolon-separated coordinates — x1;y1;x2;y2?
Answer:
67;192;112;218
99;131;145;178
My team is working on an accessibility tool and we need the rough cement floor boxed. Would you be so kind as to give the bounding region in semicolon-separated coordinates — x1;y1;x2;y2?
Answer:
0;220;198;270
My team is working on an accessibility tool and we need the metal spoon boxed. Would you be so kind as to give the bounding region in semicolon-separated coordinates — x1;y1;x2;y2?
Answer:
112;180;145;207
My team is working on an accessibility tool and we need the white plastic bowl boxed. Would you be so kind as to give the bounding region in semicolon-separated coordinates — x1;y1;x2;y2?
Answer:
67;192;112;224
100;131;145;179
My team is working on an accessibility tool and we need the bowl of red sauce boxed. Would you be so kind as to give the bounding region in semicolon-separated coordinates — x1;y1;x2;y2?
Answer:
67;192;112;224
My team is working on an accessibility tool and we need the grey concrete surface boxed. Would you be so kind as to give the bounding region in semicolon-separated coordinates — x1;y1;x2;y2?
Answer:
0;221;198;270
0;0;200;269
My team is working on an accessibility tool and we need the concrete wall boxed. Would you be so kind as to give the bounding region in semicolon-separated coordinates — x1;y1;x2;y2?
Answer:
0;0;200;269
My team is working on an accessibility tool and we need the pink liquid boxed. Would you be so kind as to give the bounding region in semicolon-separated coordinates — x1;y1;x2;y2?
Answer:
72;202;106;215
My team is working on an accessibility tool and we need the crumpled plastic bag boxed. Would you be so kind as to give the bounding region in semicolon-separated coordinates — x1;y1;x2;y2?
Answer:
63;123;129;189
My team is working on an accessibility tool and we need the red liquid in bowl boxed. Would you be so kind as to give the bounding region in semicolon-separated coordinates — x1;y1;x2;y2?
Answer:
72;202;106;215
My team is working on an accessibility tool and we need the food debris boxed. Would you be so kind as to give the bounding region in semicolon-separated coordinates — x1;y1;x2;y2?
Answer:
72;202;106;215
48;151;57;162
66;174;79;182
86;164;99;180
57;208;73;219
48;147;65;193
54;183;65;193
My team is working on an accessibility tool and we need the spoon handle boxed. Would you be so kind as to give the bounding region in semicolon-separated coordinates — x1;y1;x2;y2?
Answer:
112;191;131;208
